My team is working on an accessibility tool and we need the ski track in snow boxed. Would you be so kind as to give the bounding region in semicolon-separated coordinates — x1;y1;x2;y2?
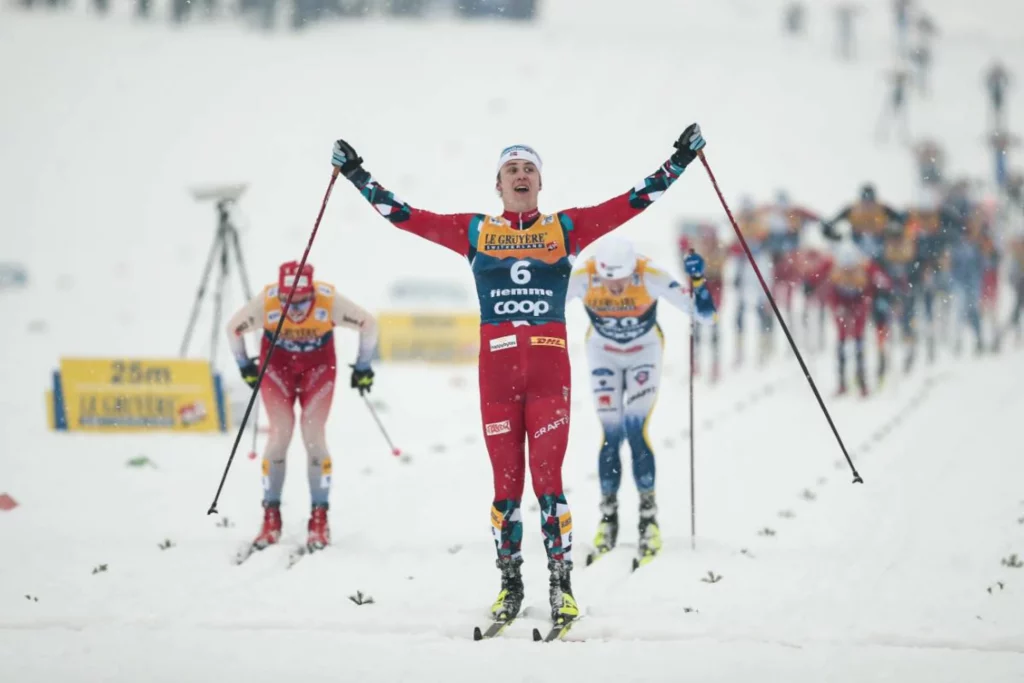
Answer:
2;1;1024;681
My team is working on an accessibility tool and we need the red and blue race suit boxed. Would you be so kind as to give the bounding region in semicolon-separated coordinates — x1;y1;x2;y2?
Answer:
344;159;690;565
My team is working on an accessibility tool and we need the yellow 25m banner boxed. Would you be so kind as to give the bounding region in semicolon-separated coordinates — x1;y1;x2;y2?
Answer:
49;357;228;433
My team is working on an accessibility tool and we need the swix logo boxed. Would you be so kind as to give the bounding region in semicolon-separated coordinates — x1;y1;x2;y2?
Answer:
598;395;612;407
485;420;511;436
626;387;655;405
489;335;517;352
533;414;568;439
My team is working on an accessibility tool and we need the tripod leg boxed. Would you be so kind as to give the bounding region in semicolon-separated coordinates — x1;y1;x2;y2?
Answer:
227;221;255;300
210;234;230;367
180;227;224;357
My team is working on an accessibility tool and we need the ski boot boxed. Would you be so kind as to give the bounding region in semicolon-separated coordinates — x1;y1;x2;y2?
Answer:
547;559;579;626
856;370;868;398
757;332;771;367
306;503;330;550
633;492;662;570
489;556;525;622
252;501;282;549
585;494;618;566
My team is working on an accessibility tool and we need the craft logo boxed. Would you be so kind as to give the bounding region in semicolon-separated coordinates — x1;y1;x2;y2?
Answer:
634;370;650;385
485;420;511;436
530;336;565;348
533;414;568;439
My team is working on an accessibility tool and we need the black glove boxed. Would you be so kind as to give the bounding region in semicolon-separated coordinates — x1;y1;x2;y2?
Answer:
671;123;706;169
238;358;259;388
331;139;365;179
350;364;374;396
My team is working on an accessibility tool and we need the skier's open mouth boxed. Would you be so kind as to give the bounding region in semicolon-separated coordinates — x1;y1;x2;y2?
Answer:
514;185;530;194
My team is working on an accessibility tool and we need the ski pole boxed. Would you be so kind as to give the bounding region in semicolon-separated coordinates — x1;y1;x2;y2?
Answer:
696;151;863;484
207;167;341;515
689;287;697;550
363;395;402;457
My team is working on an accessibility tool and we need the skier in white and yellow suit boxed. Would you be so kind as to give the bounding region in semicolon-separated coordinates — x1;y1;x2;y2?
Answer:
566;235;716;567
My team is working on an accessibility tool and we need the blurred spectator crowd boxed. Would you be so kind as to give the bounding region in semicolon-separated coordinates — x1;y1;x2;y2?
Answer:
15;0;538;30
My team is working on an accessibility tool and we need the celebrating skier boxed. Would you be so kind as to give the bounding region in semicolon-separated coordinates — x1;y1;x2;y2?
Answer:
226;260;379;554
330;123;707;630
566;235;715;570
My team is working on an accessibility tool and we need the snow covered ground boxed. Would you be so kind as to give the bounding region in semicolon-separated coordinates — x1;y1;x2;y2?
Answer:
2;1;1024;681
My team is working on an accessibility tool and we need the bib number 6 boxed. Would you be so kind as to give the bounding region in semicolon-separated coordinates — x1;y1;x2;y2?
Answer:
511;260;531;285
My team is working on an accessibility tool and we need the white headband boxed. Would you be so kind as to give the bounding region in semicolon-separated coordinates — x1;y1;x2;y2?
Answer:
496;144;542;174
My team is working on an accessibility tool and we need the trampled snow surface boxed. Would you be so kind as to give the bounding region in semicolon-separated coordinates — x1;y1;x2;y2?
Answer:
2;2;1024;681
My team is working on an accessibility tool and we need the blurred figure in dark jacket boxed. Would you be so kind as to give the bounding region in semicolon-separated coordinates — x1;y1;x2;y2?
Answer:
985;61;1011;132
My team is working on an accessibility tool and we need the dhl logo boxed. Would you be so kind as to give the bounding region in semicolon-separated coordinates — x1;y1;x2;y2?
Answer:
530;336;565;348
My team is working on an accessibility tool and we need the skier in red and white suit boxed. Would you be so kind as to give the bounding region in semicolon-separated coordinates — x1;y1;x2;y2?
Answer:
226;261;378;552
824;242;890;396
330;123;707;628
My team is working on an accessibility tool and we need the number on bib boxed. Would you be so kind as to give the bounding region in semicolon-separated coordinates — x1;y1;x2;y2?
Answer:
510;260;531;285
599;316;640;329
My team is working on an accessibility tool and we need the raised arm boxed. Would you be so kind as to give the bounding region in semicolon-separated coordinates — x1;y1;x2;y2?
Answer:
331;291;379;370
559;124;707;253
332;139;479;258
